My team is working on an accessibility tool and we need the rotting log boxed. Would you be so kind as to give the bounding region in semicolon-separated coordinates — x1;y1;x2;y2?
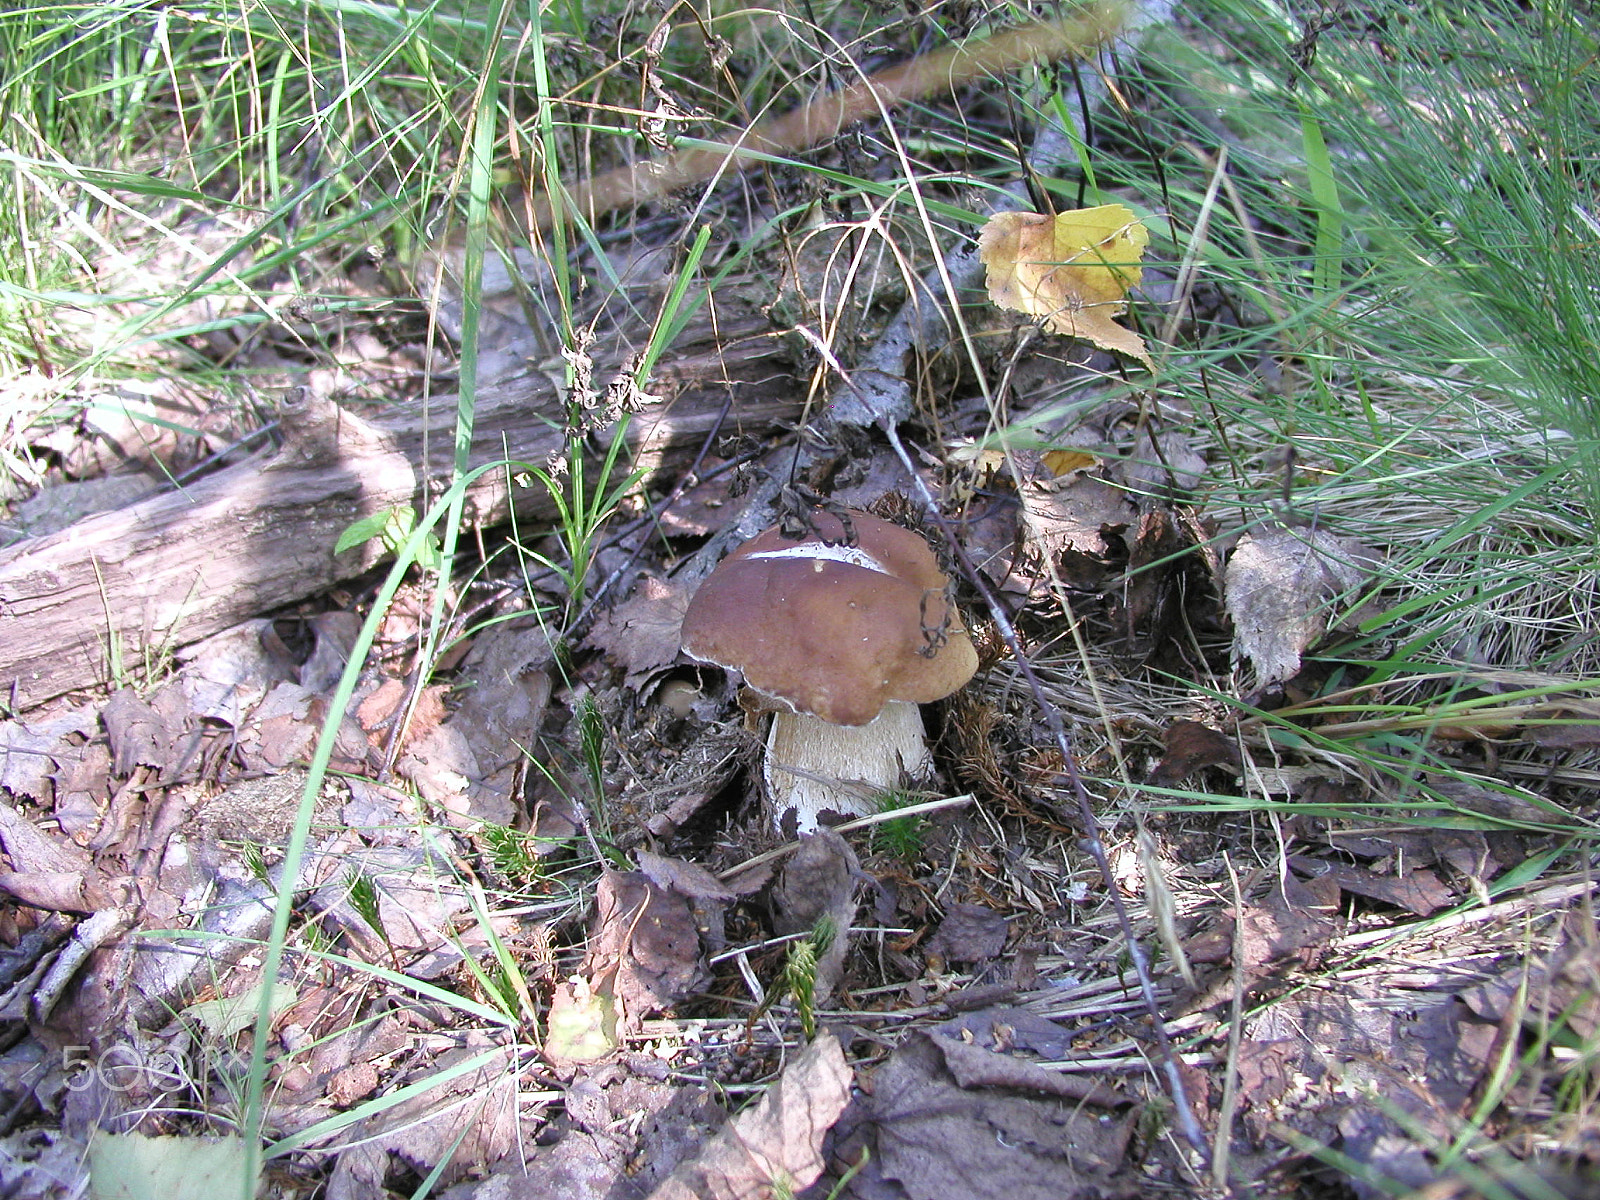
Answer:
0;318;797;709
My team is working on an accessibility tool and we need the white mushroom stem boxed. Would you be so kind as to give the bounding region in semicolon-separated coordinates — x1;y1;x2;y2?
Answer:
764;700;933;835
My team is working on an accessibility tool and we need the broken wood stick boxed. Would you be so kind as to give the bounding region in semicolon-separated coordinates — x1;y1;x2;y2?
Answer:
0;318;795;709
526;0;1130;232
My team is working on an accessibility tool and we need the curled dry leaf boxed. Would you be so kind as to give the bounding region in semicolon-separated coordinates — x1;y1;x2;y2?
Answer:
326;1046;520;1199
450;618;554;772
935;1005;1075;1060
978;205;1152;369
635;849;737;903
1234;978;1495;1195
841;1032;1134;1200
1463;915;1600;1042
0;704;98;801
102;688;168;776
1149;719;1241;784
1182;873;1339;984
1120;427;1206;500
583;870;706;1031
647;1032;851;1200
771;831;860;1003
1019;473;1138;570
1288;855;1454;917
586;575;694;692
1224;525;1378;685
925;902;1009;966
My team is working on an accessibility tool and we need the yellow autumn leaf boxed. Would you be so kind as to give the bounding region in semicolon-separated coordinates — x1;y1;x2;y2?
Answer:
1040;447;1101;478
978;205;1152;369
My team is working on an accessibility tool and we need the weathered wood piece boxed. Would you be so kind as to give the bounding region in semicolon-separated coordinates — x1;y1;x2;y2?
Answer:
0;320;796;709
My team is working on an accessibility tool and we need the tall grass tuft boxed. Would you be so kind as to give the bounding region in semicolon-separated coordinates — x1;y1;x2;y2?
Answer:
1300;0;1600;518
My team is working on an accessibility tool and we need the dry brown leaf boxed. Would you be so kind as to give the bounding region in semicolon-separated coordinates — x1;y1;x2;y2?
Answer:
51;739;110;839
1119;427;1206;499
635;849;737;903
452;619;555;768
177;619;296;726
439;619;553;822
936;1005;1074;1060
1117;507;1201;658
1019;473;1138;567
0;795;94;877
303;846;471;968
395;724;480;816
102;688;170;776
843;1032;1134;1200
584;870;706;1030
298;611;362;694
1325;824;1497;893
300;1015;411;1110
1184;873;1339;981
1289;855;1454;917
1528;723;1600;749
1224;525;1377;684
979;205;1153;368
648;1032;851;1200
325;1062;380;1108
240;681;318;772
587;575;694;691
925;902;1009;965
771;831;859;1003
325;1046;520;1200
653;466;739;537
0;704;97;802
1462;913;1600;1042
1237;979;1495;1195
1039;447;1101;478
1148;720;1241;784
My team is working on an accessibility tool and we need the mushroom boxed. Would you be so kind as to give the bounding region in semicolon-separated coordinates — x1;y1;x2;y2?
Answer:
680;510;978;833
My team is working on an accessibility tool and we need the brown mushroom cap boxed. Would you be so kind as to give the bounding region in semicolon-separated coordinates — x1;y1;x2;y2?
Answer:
680;511;978;726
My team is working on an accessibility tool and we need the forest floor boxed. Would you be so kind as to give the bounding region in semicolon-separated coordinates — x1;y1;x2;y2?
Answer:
2;0;1599;1197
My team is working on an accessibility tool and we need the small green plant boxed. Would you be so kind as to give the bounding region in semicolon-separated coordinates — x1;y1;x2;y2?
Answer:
342;867;403;972
868;789;929;861
334;505;444;575
239;841;270;888
570;694;630;868
578;694;608;802
824;1147;871;1199
298;917;335;960
343;868;383;937
453;880;541;1031
515;439;647;621
508;224;714;622
781;917;837;1040
478;822;546;885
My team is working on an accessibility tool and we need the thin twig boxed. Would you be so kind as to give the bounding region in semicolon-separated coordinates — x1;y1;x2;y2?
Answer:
1210;853;1247;1189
